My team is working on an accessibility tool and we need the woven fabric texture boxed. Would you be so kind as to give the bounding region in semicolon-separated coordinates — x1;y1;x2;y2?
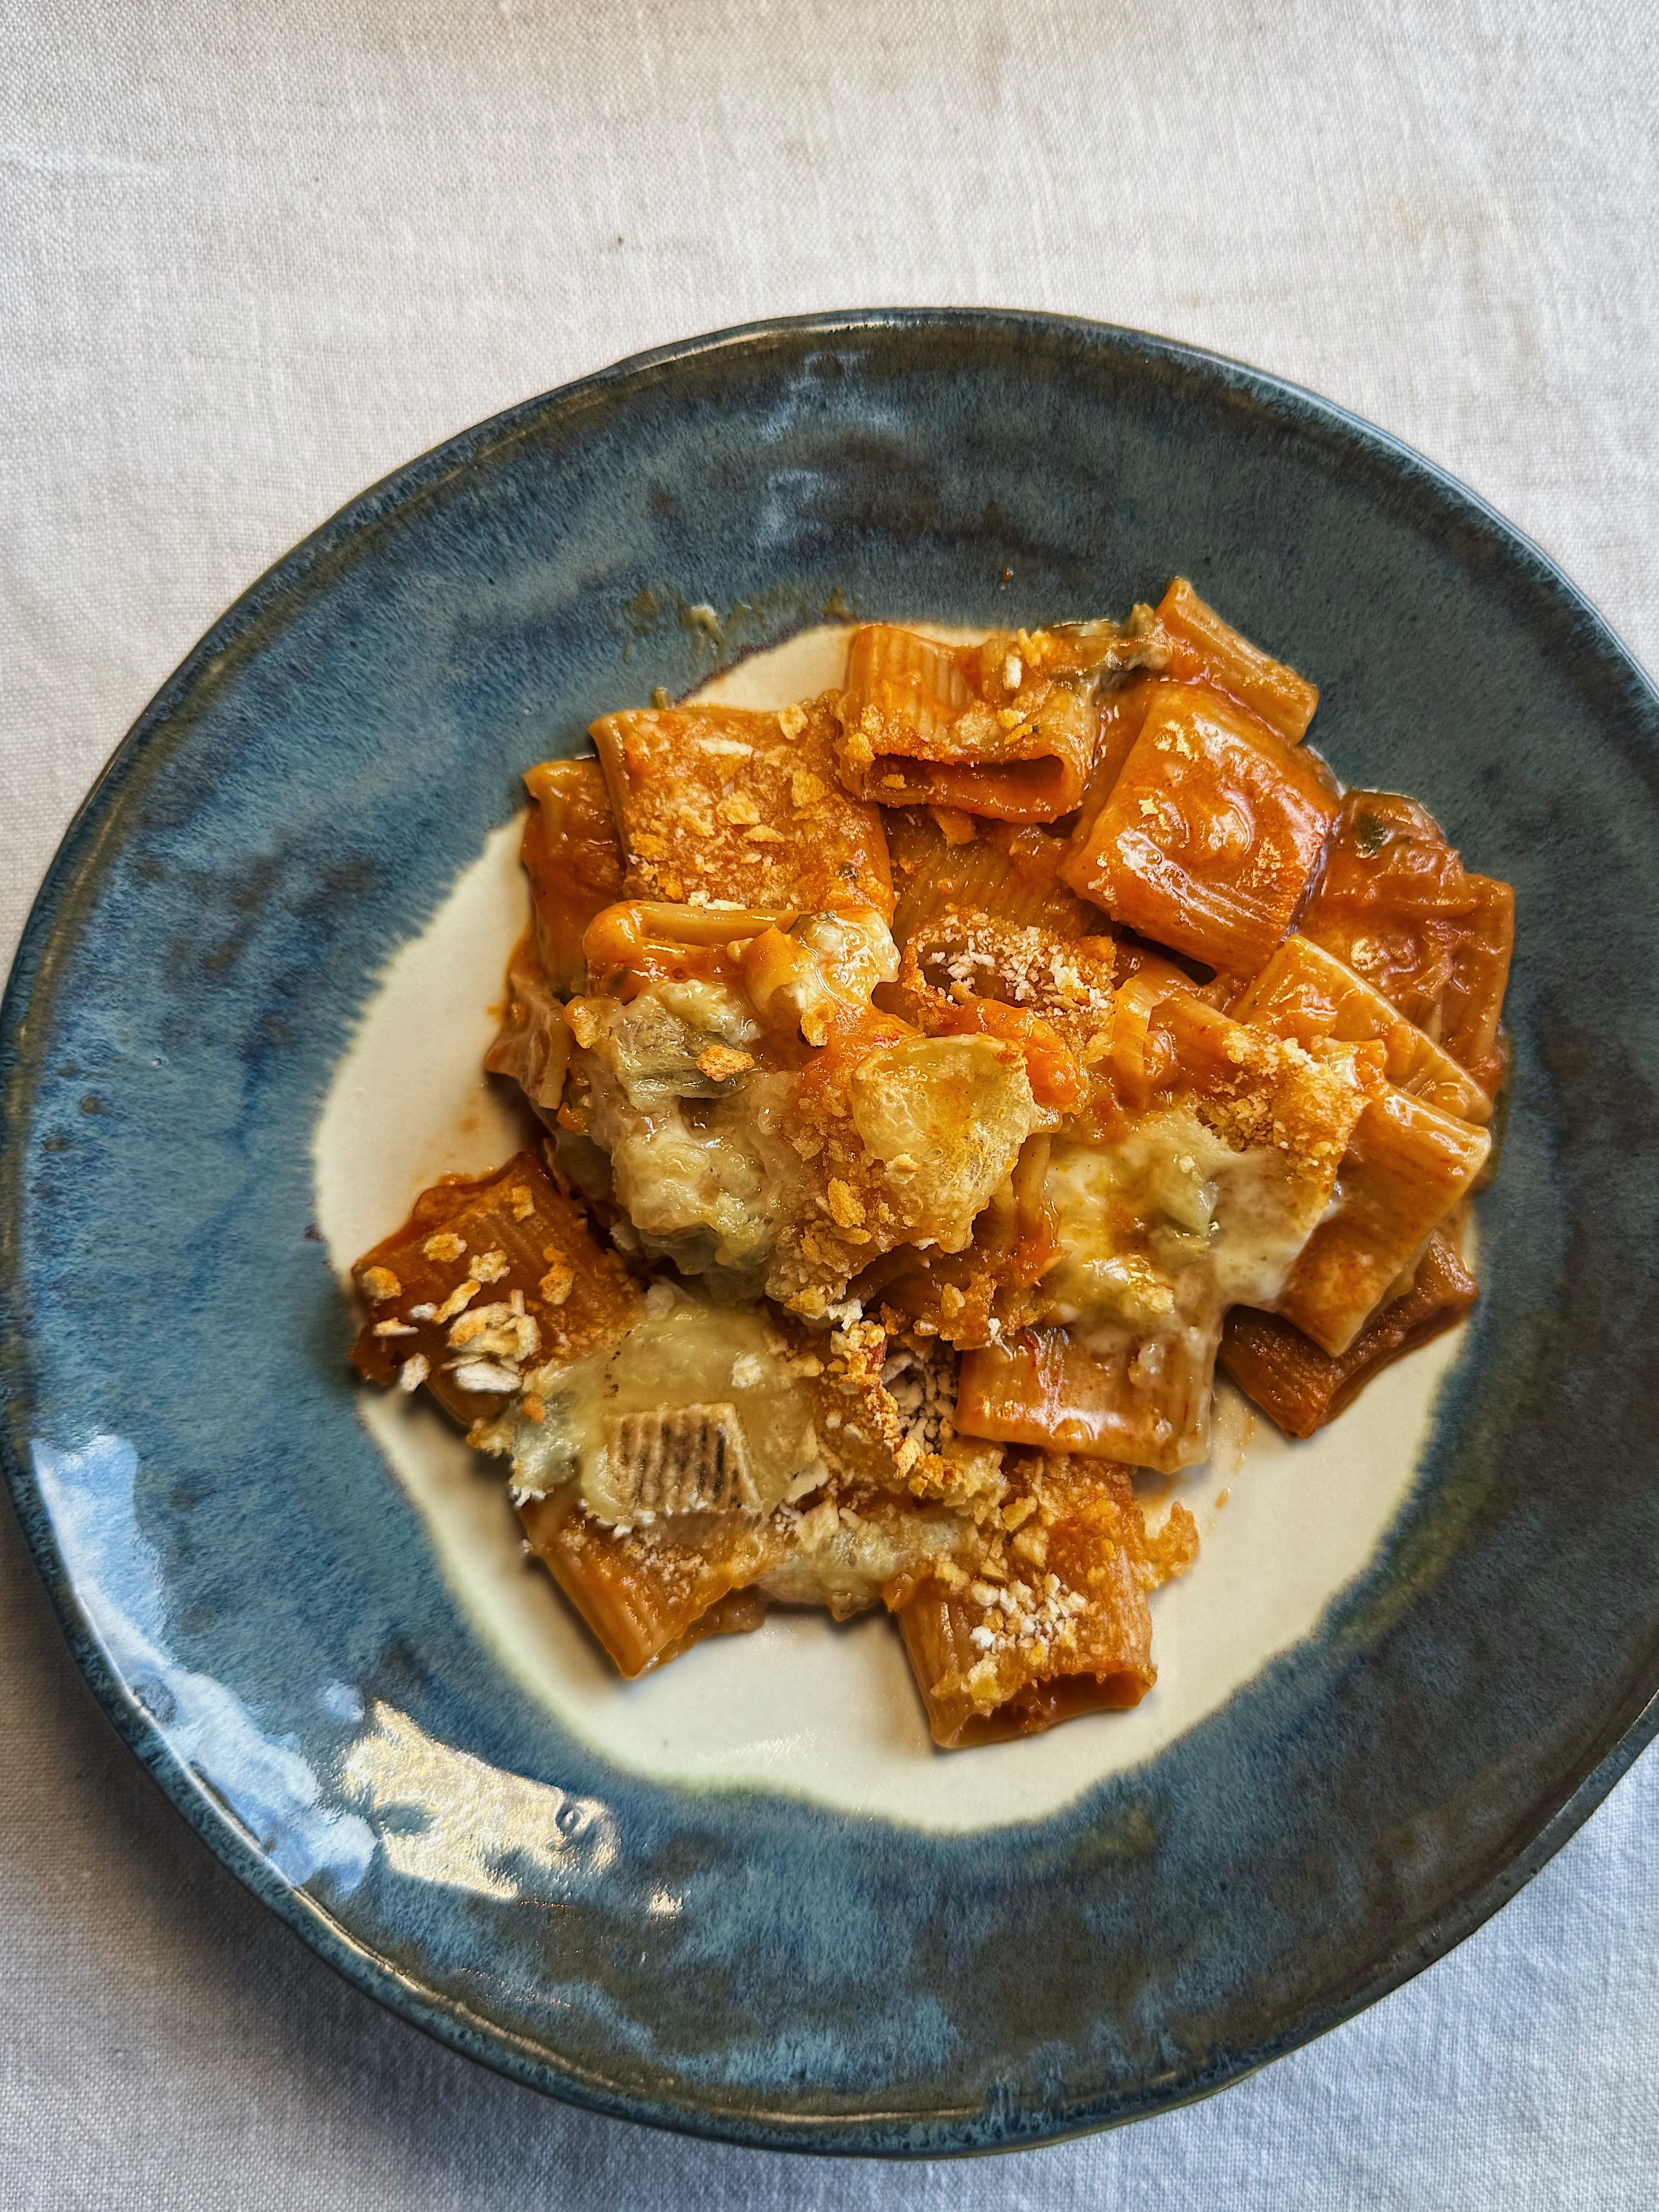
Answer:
4;2;1657;2204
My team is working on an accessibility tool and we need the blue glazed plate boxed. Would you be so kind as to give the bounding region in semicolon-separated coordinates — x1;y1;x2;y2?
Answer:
4;311;1659;2155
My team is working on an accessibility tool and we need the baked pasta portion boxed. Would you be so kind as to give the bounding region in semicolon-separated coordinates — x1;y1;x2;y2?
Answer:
351;581;1512;1748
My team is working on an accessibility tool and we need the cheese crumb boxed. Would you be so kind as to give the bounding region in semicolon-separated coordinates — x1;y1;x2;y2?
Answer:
361;1266;401;1303
422;1232;466;1264
697;1042;755;1081
449;1358;520;1394
431;1279;481;1324
826;1178;866;1229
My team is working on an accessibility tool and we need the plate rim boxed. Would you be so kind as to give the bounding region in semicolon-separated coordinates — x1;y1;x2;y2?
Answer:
4;305;1659;2157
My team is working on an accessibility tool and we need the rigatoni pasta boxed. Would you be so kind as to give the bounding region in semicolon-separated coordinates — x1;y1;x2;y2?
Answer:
350;581;1512;1749
834;617;1166;823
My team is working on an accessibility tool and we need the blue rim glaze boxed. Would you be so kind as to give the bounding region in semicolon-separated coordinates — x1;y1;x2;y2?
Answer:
3;310;1659;2155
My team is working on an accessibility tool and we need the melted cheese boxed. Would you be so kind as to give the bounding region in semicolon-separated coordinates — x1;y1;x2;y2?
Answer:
747;909;899;1045
568;977;810;1292
1040;1107;1331;1329
758;1497;966;1616
850;1034;1042;1251
499;1293;823;1522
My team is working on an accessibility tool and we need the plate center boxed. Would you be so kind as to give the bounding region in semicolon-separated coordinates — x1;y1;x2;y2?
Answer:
313;623;1465;1831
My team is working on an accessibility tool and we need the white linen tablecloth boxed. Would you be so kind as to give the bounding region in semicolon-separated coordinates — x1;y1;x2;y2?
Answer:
4;3;1657;2203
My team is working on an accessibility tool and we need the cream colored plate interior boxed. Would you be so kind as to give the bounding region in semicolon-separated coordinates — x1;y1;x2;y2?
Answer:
314;624;1466;1832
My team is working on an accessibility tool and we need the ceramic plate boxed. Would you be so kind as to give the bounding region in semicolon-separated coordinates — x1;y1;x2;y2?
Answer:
4;311;1658;2156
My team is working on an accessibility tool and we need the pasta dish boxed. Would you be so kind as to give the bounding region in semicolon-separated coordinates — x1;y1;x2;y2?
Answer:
349;581;1513;1747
